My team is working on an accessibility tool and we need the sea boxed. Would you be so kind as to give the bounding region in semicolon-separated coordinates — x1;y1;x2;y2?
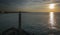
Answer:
21;12;60;35
0;12;60;35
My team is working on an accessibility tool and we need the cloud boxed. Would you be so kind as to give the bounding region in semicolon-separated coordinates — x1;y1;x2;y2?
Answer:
0;0;54;12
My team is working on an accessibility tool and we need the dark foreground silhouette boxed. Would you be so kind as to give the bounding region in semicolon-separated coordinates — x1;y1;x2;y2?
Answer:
2;27;31;35
1;27;60;35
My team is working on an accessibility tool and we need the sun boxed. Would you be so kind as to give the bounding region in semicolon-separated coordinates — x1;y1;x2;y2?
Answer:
49;4;55;9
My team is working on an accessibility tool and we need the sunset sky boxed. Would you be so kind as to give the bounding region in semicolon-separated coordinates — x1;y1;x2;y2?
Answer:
0;0;60;12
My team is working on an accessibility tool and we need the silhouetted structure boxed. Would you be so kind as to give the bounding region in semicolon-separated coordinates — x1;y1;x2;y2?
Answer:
0;11;1;13
2;27;30;35
2;27;19;35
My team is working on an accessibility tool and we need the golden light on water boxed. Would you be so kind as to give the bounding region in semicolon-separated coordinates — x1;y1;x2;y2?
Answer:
49;12;56;29
49;4;55;9
50;12;54;26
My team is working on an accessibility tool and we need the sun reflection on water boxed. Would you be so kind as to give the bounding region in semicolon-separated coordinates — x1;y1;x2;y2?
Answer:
49;12;57;30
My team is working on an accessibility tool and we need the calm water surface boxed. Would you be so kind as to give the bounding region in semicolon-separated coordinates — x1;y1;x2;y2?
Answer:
21;12;60;35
